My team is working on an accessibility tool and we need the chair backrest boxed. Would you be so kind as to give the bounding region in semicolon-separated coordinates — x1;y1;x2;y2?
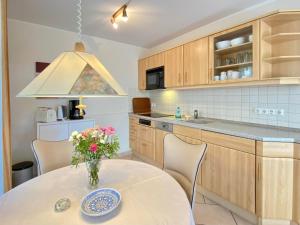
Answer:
31;140;73;175
163;133;207;207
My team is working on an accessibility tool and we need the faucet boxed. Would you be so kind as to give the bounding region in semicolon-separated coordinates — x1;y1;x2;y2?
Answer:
194;109;199;119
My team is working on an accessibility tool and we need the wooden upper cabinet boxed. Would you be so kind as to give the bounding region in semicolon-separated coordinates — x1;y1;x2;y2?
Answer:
208;21;260;84
146;52;164;70
183;37;209;86
164;46;184;88
138;58;146;90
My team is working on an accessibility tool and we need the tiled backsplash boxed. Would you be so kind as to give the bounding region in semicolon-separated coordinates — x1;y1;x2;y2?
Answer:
149;85;300;129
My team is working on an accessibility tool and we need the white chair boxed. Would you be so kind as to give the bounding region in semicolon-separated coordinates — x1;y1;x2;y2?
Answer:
163;134;207;207
31;140;73;175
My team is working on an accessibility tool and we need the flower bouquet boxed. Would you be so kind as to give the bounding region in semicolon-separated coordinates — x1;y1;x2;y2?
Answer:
69;126;119;188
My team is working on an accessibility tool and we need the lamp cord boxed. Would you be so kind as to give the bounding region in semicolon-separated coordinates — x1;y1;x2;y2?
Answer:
76;0;82;41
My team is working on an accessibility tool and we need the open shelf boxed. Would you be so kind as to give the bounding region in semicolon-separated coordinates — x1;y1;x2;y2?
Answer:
263;56;300;63
215;62;252;70
211;77;253;84
215;42;252;54
263;33;300;42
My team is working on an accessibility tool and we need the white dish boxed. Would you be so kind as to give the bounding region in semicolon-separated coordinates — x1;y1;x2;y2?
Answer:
214;75;220;81
248;34;253;42
81;188;121;217
216;40;231;50
231;71;240;79
230;37;245;46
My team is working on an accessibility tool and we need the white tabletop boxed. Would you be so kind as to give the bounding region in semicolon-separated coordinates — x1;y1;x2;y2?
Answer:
0;159;194;225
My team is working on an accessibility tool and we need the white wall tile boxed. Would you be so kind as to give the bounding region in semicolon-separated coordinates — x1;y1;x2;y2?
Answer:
149;85;300;129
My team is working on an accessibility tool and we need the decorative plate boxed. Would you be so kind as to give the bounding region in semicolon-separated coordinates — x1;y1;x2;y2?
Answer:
81;188;121;217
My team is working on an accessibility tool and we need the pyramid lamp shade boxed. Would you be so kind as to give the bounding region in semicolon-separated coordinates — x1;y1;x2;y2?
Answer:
17;42;126;98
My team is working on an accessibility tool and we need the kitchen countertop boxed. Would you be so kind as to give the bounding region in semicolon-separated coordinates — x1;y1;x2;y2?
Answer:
129;113;300;143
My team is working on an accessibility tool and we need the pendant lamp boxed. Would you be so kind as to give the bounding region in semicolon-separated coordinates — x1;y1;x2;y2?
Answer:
17;0;127;115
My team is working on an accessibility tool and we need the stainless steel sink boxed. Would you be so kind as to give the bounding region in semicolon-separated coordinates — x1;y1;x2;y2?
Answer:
185;118;214;124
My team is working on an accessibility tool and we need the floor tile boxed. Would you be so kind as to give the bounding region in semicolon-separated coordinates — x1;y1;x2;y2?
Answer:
193;203;237;225
232;213;255;225
195;192;205;204
204;196;217;205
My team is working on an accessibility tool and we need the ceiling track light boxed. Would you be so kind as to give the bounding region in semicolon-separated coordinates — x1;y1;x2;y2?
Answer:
111;3;129;29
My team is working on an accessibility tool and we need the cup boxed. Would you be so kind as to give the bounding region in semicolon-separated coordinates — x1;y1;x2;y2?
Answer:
227;70;233;79
248;34;253;42
214;75;220;81
220;72;227;80
231;71;240;79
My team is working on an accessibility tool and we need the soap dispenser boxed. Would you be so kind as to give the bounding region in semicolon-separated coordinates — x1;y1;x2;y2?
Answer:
175;106;182;119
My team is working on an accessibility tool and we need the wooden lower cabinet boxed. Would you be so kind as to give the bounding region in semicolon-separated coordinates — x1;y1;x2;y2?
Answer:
293;159;300;224
136;125;155;161
129;117;138;152
201;143;256;213
256;156;294;221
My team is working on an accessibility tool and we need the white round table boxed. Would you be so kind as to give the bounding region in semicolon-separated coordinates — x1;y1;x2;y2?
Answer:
0;159;194;225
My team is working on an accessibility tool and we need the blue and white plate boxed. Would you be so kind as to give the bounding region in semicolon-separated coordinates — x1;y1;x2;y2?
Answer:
81;188;121;217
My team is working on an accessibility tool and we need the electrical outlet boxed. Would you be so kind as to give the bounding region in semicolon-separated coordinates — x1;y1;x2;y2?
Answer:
277;109;285;116
255;108;263;114
269;109;276;115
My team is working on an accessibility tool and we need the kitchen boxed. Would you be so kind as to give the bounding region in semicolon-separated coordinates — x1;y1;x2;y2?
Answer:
1;1;300;225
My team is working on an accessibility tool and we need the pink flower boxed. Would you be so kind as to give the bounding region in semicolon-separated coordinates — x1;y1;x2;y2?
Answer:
101;126;116;136
89;143;98;153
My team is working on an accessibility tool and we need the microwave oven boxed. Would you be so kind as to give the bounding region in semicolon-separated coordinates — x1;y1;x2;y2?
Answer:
146;66;165;90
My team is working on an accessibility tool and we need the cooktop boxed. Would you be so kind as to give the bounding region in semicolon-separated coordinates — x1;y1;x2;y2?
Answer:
137;112;172;118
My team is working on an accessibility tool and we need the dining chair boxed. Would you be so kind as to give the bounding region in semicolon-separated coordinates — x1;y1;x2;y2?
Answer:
31;140;73;175
163;133;207;208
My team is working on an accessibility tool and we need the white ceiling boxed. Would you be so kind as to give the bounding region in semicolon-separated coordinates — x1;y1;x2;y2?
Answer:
8;0;265;48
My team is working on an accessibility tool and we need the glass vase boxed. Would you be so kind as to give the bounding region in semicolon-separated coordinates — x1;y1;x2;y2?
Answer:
85;159;101;189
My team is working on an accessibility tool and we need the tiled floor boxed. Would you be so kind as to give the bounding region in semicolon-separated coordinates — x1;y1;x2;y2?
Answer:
121;154;255;225
193;192;255;225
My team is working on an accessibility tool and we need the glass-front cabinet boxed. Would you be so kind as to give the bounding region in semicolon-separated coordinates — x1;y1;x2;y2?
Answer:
209;21;259;84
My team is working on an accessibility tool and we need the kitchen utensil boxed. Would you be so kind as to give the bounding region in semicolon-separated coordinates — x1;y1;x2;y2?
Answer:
248;34;253;42
214;75;220;81
216;40;231;50
36;107;57;123
57;106;64;121
220;72;227;80
231;37;245;46
231;71;240;79
227;70;233;79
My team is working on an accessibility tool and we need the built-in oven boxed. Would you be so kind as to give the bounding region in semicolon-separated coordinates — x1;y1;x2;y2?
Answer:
146;66;165;90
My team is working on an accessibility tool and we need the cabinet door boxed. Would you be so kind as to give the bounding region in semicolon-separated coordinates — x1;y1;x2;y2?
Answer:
129;117;138;152
165;46;184;88
183;37;209;86
146;52;164;70
137;125;155;160
256;156;293;220
138;59;146;90
202;143;255;213
154;129;169;168
294;158;300;224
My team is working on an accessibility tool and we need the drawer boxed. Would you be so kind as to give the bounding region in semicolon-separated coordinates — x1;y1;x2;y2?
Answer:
202;130;255;154
38;124;69;141
137;125;154;141
138;139;154;160
69;120;95;135
173;125;201;140
129;116;138;124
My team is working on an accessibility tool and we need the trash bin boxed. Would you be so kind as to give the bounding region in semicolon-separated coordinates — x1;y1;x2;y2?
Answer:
12;161;33;187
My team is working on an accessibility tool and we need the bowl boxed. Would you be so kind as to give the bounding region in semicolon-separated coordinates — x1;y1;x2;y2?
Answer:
230;37;245;46
231;71;240;79
216;40;231;50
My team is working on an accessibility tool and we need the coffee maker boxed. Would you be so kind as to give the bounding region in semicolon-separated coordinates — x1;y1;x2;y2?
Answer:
69;100;85;120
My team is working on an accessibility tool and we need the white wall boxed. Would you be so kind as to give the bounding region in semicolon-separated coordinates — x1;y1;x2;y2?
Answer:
144;0;300;56
8;19;146;164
